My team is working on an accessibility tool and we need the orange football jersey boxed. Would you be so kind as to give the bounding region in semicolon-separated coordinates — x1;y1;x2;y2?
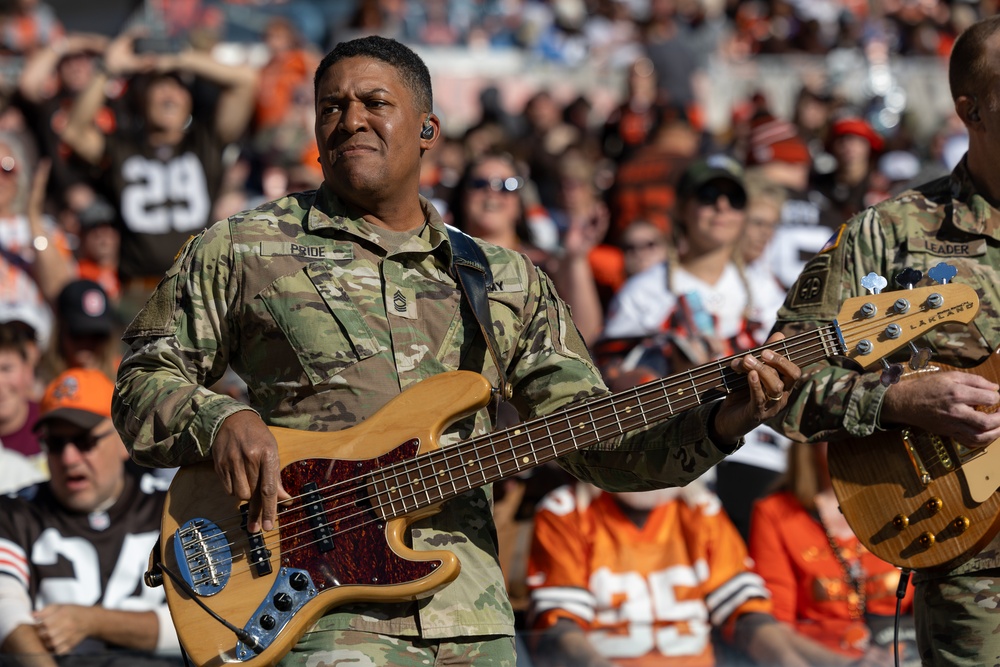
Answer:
528;484;771;667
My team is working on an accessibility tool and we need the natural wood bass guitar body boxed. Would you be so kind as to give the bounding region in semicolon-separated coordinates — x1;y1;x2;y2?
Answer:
829;349;1000;571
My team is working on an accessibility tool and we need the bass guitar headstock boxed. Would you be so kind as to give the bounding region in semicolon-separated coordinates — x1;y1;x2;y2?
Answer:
835;265;979;378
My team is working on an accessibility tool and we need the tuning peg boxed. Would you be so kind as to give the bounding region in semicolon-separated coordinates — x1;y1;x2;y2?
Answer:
894;268;923;289
927;262;958;285
861;273;888;295
908;343;932;370
880;359;904;386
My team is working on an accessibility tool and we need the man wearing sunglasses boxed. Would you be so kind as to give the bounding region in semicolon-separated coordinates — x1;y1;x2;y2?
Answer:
0;368;179;665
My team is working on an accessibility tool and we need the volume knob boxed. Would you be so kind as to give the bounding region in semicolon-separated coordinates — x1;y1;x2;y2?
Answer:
290;572;309;590
273;592;293;612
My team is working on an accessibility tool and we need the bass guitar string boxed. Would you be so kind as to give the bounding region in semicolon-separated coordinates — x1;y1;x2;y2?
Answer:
186;325;874;583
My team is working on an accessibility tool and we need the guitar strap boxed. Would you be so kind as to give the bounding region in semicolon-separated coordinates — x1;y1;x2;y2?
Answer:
446;225;511;402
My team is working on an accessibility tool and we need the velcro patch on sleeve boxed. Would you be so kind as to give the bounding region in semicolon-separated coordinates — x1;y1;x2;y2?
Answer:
819;224;846;254
789;264;829;309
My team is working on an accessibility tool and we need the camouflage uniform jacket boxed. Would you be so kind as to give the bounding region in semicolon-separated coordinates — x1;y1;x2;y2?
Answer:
112;186;738;639
771;158;1000;576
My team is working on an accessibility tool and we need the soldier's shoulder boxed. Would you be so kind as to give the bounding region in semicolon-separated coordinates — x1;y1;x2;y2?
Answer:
467;236;536;287
472;236;531;267
864;174;952;222
225;192;316;235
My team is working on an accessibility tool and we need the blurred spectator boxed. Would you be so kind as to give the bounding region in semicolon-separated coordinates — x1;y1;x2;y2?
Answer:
14;31;112;199
0;316;42;466
548;149;611;344
790;85;837;161
608;103;699;241
0;135;75;299
812;116;885;225
0;0;63;54
527;481;840;666
642;0;701;109
599;156;787;534
619;219;669;282
750;441;917;665
512;90;580;211
447;151;550;269
252;80;322;198
41;278;120;384
743;112;831;289
420;133;465;217
582;0;641;69
727;90;770;170
475;85;525;143
603;155;783;352
217;0;328;47
412;0;462;46
252;16;316;135
73;195;120;303
601;55;663;164
562;94;597;153
560;217;670;351
60;29;257;317
0;368;178;663
740;171;786;273
924;114;970;181
334;0;407;44
549;147;607;238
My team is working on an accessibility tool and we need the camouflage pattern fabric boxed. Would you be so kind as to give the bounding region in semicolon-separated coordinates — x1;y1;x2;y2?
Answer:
770;157;1000;661
112;185;737;642
913;568;1000;667
279;629;516;666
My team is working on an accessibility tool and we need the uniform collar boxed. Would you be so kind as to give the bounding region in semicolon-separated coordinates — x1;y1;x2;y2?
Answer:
305;185;452;255
949;157;1000;241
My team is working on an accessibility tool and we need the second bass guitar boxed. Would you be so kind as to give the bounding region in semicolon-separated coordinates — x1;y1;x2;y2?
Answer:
829;348;1000;571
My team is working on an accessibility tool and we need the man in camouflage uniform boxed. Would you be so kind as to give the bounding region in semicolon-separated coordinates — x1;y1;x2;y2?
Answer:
111;36;800;665
771;16;1000;667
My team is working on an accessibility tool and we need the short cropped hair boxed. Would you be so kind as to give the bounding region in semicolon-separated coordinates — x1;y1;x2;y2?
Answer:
949;15;1000;103
314;36;432;113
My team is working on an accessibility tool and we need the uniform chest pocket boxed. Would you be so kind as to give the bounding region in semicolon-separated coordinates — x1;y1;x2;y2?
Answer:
258;264;381;386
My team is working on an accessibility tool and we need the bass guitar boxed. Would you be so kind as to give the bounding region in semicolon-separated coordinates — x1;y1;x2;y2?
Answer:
151;282;978;666
829;349;1000;571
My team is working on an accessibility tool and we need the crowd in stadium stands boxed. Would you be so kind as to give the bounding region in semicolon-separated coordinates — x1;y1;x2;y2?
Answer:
0;0;976;664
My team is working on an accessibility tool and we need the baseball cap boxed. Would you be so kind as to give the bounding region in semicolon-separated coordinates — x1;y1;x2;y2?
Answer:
746;113;811;166
77;197;116;230
830;117;885;152
676;154;746;201
35;368;113;431
57;280;115;337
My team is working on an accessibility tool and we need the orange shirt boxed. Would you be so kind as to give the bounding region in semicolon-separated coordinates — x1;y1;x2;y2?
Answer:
255;50;310;130
77;259;120;302
749;491;914;658
529;485;771;667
